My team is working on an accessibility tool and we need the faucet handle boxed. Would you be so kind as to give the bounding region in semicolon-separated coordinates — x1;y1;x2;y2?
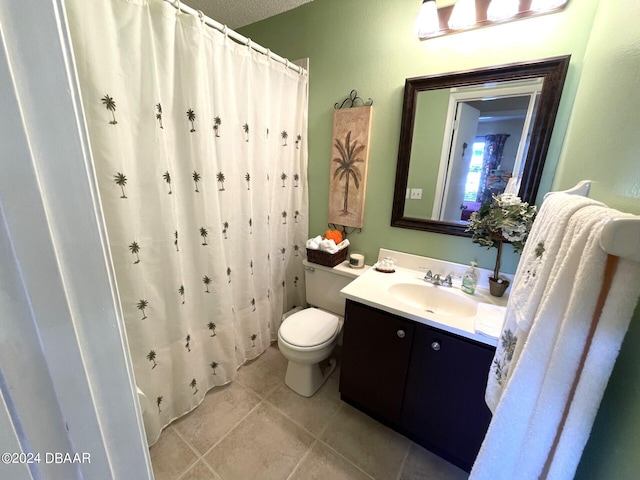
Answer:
421;268;433;281
443;274;453;287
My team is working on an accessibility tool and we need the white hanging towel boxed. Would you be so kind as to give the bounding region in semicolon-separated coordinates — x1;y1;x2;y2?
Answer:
471;199;640;480
485;193;602;411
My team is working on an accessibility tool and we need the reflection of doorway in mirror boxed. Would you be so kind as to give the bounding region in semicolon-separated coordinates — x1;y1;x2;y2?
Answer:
433;79;541;223
439;102;480;222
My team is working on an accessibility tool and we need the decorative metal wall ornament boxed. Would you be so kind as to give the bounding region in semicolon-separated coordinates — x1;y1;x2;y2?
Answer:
334;90;374;110
328;91;373;229
327;223;361;239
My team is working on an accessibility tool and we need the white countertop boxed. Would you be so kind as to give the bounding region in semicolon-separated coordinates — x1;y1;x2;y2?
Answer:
339;252;509;347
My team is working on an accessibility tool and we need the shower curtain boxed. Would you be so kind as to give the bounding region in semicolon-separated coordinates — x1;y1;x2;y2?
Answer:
65;0;308;440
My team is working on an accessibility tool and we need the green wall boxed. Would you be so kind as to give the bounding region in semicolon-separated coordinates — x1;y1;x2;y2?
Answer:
405;88;449;218
241;0;640;477
241;0;597;272
556;0;640;478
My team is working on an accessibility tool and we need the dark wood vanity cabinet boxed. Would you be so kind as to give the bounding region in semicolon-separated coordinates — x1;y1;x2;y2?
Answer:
401;320;495;471
339;300;415;422
340;299;495;472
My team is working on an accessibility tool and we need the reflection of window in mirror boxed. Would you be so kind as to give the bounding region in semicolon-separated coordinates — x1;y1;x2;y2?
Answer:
433;79;542;223
461;140;486;220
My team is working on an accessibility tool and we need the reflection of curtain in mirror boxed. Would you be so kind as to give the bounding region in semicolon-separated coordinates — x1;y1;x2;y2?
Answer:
477;134;510;204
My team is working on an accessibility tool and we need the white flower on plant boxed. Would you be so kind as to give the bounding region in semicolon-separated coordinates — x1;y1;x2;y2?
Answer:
497;193;522;207
503;223;528;243
466;193;537;282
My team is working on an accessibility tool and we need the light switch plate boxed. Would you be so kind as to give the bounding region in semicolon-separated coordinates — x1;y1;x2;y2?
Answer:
410;188;423;200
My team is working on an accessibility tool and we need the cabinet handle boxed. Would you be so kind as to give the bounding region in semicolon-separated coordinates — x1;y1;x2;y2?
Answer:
431;341;441;351
397;330;406;339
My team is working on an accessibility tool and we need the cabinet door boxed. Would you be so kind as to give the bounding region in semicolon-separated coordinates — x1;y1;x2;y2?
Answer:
340;300;415;422
401;323;495;472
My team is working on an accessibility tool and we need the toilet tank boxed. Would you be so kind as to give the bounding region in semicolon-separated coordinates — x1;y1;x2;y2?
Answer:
304;259;361;316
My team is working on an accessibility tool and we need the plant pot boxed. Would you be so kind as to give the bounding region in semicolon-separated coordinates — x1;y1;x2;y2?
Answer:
489;277;510;297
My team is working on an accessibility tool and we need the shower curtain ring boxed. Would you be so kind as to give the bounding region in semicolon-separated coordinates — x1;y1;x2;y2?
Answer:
173;0;181;12
266;49;271;61
223;25;228;39
197;10;205;23
246;38;252;50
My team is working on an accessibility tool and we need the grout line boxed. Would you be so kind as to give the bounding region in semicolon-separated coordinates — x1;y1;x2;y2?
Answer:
260;384;378;480
261;397;327;440
285;438;318;480
198;457;225;480
396;441;413;480
316;438;376;480
272;396;375;480
199;398;265;458
313;403;376;480
316;394;344;439
174;457;217;480
170;427;206;479
172;426;205;459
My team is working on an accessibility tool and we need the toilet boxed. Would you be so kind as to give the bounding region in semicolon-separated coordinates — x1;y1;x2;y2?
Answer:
278;259;364;397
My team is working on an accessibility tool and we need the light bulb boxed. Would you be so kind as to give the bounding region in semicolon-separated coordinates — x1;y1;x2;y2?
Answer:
414;1;440;37
414;0;440;38
448;0;477;30
487;0;519;21
530;0;568;12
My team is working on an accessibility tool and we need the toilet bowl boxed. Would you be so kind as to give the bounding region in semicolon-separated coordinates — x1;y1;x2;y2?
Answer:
278;307;343;397
277;259;365;397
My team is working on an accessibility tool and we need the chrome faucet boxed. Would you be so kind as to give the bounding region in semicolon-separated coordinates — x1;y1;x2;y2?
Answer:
421;269;452;287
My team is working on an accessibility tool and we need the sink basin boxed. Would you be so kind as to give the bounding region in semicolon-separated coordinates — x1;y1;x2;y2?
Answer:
388;283;478;318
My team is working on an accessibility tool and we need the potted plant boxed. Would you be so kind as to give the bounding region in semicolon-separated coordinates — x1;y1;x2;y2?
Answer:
466;193;537;297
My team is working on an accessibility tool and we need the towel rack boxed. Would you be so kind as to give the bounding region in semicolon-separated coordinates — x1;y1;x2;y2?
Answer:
547;180;640;263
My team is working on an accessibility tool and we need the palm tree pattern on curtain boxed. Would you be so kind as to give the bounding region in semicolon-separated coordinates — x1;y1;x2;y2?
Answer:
66;0;309;443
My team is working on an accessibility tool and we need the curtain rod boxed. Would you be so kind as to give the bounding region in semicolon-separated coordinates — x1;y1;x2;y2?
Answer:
162;0;306;75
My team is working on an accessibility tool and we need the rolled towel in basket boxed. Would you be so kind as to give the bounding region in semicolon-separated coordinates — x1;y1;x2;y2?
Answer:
306;235;322;250
336;239;350;251
319;238;338;253
319;238;350;254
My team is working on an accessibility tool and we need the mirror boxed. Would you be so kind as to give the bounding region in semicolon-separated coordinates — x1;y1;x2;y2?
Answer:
391;56;570;236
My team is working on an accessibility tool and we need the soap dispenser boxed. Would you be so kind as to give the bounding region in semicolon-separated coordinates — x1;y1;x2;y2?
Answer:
461;262;478;295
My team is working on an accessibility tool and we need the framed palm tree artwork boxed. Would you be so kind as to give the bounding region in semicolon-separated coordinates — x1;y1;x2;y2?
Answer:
328;106;372;228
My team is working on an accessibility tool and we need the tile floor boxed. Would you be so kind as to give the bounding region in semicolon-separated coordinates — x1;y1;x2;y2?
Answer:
150;344;469;480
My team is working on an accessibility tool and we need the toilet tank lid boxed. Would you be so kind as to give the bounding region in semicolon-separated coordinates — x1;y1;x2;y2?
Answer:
280;308;339;347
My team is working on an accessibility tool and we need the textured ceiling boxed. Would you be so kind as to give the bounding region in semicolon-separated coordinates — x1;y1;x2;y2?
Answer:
184;0;313;29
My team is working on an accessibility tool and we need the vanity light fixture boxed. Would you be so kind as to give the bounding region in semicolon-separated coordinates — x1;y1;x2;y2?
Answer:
415;0;570;39
414;1;440;38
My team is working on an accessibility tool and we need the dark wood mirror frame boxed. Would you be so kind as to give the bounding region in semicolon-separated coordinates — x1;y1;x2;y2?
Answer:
391;55;571;236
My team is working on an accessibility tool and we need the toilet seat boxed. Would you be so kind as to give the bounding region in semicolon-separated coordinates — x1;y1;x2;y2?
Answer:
279;308;339;348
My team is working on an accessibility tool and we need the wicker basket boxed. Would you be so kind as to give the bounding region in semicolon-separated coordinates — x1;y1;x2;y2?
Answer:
306;247;349;268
